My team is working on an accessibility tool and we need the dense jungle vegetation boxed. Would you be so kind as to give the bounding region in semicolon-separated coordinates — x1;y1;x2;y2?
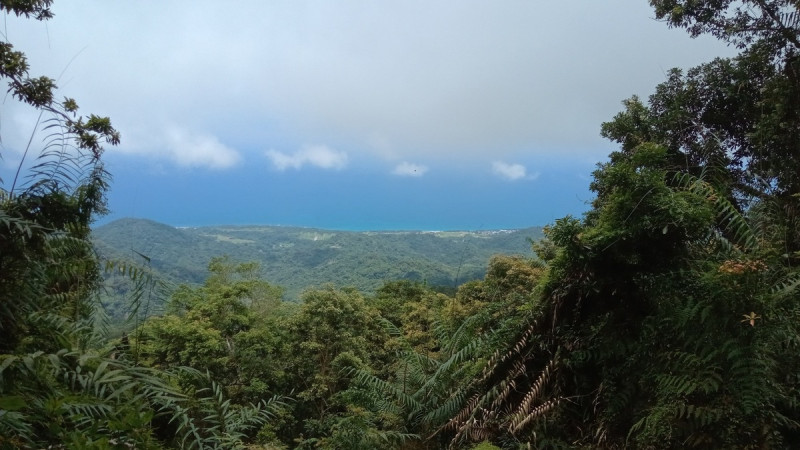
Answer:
2;0;800;448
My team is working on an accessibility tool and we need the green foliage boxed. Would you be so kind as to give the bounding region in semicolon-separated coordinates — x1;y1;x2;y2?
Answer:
374;280;451;355
349;258;547;449
137;258;287;402
0;347;286;449
279;286;393;447
470;442;501;450
485;116;800;449
101;256;172;339
166;368;286;450
601;4;800;256
0;0;118;355
350;320;484;448
0;348;178;448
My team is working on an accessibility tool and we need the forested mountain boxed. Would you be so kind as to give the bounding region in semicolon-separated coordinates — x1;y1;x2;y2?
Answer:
92;217;543;301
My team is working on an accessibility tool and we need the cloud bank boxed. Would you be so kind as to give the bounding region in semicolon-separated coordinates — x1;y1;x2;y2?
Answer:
5;0;734;167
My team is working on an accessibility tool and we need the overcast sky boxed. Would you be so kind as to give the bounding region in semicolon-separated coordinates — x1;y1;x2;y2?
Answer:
0;1;736;230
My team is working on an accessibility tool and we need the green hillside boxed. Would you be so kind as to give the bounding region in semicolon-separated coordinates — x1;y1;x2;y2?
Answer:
92;217;543;302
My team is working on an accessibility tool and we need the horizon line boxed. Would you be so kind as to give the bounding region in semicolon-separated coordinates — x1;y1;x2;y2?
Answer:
95;216;546;233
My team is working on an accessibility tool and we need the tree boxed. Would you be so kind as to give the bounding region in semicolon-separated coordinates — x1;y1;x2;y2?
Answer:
603;1;800;255
373;280;450;356
278;287;391;447
138;257;286;403
0;0;120;354
651;0;800;53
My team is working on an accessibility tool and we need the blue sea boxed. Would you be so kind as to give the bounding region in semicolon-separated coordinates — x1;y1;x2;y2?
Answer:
100;156;596;231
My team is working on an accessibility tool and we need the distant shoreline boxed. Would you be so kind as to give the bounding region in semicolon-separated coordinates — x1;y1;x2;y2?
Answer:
96;216;543;234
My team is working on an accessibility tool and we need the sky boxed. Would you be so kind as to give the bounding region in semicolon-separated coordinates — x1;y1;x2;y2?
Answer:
0;1;737;230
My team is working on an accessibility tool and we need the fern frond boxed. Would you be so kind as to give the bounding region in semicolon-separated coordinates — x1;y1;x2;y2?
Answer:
351;369;424;413
672;172;758;252
772;271;800;298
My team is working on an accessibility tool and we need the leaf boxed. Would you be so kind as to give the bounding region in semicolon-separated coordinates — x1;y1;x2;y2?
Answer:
0;395;26;411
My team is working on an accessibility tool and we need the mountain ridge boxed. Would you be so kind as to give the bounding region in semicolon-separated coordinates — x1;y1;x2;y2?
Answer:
93;217;544;304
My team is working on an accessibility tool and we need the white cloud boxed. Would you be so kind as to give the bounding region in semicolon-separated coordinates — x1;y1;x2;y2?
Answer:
165;127;241;169
492;161;535;181
266;145;348;171
392;162;428;177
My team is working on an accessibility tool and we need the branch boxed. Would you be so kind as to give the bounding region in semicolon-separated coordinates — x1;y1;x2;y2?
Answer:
752;0;800;49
